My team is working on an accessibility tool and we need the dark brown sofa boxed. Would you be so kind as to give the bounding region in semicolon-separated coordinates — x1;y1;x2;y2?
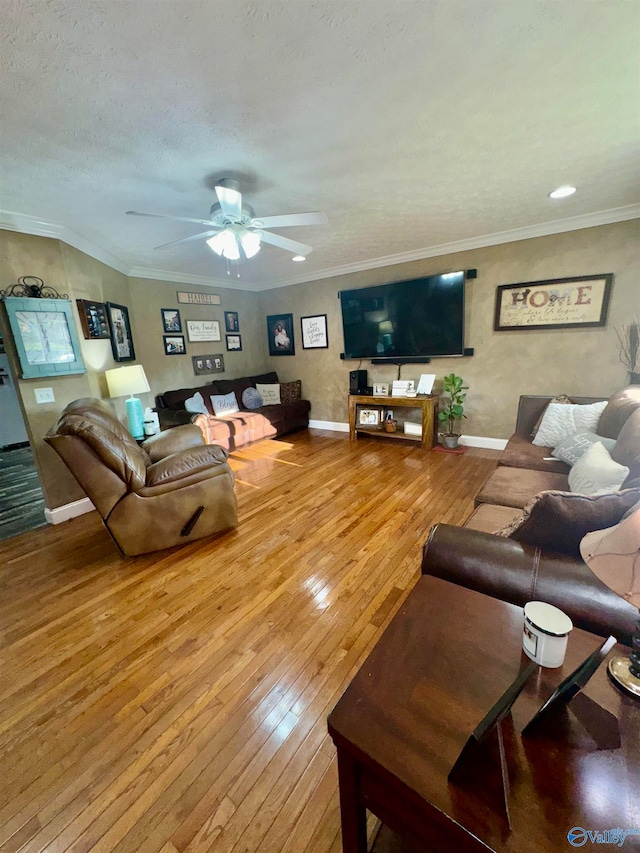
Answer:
422;387;640;646
154;371;310;451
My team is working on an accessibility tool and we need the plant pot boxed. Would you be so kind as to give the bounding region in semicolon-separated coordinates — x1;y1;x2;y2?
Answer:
442;434;460;449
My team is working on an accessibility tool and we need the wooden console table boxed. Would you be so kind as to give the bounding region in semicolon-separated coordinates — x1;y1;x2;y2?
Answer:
348;394;438;449
328;576;640;853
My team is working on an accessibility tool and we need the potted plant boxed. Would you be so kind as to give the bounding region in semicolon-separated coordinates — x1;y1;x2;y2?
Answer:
437;373;468;449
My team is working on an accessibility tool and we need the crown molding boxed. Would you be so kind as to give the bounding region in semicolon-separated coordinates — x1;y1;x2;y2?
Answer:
2;203;639;292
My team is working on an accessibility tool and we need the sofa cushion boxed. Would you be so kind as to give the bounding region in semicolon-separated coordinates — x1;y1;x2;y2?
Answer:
242;387;263;410
499;434;570;474
210;392;240;417
498;488;640;556
214;377;252;401
476;466;569;509
597;386;640;439
280;380;302;403
567;442;629;495
184;391;209;415
551;430;616;467
532;401;607;448
611;407;640;467
529;394;575;437
463;504;522;533
257;383;281;405
250;371;278;386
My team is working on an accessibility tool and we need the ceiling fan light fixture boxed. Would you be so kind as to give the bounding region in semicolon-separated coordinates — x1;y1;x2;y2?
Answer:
207;229;239;260
240;230;261;259
292;255;306;262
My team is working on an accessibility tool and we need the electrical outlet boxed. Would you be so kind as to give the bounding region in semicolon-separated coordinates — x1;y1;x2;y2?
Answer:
34;387;55;404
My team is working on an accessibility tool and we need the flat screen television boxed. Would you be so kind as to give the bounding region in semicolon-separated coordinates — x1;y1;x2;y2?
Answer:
339;271;465;360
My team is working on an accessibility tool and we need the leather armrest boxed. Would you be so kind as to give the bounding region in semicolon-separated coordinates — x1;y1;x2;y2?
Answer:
145;444;230;487
154;407;195;430
421;523;637;647
141;424;205;462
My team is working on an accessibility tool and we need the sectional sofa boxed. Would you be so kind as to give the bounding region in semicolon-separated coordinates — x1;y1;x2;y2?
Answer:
422;386;640;646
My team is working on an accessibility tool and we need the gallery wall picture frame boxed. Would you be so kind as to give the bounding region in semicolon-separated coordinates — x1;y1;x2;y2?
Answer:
106;301;136;362
186;319;221;342
267;313;295;356
192;353;225;375
494;274;613;332
163;335;186;355
76;299;110;339
301;314;328;349
161;308;182;333
225;311;239;332
2;296;86;378
226;334;242;351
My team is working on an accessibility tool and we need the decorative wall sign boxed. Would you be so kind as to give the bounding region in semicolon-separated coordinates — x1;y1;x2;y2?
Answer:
163;335;186;355
161;308;182;333
186;320;221;342
106;302;136;362
192;354;225;375
226;334;242;351
224;311;239;332
494;275;613;331
76;299;110;339
301;314;328;349
176;291;221;306
267;313;295;356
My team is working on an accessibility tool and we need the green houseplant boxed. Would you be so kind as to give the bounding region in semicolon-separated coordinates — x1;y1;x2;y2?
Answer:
437;373;468;449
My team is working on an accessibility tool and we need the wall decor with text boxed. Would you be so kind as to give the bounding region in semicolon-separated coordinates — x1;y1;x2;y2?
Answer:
176;291;221;306
301;314;328;349
186;319;221;342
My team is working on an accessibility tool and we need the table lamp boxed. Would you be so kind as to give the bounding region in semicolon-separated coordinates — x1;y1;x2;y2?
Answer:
105;364;150;440
580;505;640;699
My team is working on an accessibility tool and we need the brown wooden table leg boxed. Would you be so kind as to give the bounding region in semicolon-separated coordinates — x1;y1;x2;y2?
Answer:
336;748;368;853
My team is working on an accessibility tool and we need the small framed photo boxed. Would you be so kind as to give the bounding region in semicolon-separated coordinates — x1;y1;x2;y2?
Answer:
107;302;136;362
301;314;328;349
358;409;380;426
224;311;239;332
76;299;110;339
267;313;295;356
161;308;182;333
226;334;242;351
373;383;389;396
163;335;186;355
192;353;225;375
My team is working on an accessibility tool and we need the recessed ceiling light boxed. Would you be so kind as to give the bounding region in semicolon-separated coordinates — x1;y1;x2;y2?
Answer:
292;255;306;262
549;185;577;199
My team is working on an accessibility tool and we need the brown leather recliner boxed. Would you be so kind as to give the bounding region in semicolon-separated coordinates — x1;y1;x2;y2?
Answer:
45;398;238;556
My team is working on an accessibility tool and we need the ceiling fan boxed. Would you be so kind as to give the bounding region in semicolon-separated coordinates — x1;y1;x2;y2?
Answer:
126;178;328;265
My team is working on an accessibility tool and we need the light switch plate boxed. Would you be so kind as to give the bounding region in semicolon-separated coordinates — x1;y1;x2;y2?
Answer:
34;387;55;404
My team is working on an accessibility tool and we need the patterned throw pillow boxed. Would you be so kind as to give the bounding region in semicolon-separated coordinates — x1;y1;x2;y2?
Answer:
242;387;263;410
532;401;608;448
567;442;629;495
184;391;209;415
256;383;281;405
551;431;616;467
530;395;574;438
279;380;302;403
210;392;240;417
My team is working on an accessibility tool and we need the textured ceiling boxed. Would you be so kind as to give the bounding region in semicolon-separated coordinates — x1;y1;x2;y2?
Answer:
1;0;639;290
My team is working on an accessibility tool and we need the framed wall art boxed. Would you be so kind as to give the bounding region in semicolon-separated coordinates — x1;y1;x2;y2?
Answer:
267;313;295;356
76;299;110;339
186;319;221;342
301;314;328;349
2;297;86;378
192;354;225;375
494;274;613;332
106;302;136;362
226;334;242;351
163;335;186;355
225;311;239;332
161;308;182;333
358;409;380;426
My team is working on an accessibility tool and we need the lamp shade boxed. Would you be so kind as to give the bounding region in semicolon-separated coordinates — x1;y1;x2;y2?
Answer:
580;506;640;607
105;364;150;399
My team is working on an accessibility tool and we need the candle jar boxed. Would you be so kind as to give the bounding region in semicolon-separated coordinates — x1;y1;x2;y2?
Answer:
523;601;573;668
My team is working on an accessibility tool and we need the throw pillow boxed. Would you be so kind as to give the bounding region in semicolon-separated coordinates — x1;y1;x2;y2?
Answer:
184;391;209;415
496;487;640;556
279;380;302;403
256;383;281;405
530;395;575;438
551;430;616;467
532;401;608;448
210;391;240;417
567;441;629;495
242;387;263;410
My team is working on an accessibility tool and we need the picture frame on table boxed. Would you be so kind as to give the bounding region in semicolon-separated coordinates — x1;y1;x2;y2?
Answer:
76;299;110;339
301;314;328;349
494;274;613;332
163;335;186;355
161;308;182;333
358;409;380;426
106;302;136;362
226;334;242;351
267;313;295;356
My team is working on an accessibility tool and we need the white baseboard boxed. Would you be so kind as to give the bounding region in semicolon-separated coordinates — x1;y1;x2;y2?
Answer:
308;421;507;450
45;497;96;525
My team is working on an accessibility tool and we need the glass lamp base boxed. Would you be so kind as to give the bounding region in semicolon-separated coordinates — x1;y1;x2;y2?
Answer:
125;396;144;440
607;655;640;699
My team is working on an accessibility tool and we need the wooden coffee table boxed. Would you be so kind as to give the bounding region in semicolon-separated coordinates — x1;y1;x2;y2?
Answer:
328;576;640;853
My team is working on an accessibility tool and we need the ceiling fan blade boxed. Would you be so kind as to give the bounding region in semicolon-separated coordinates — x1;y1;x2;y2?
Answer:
251;212;328;229
154;230;221;250
127;211;219;227
215;182;243;220
258;231;313;255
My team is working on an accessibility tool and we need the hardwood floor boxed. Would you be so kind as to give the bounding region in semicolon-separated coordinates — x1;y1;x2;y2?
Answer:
0;430;500;853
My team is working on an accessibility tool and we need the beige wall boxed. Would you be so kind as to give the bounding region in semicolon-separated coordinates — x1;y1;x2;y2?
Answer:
1;218;638;511
259;219;640;437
